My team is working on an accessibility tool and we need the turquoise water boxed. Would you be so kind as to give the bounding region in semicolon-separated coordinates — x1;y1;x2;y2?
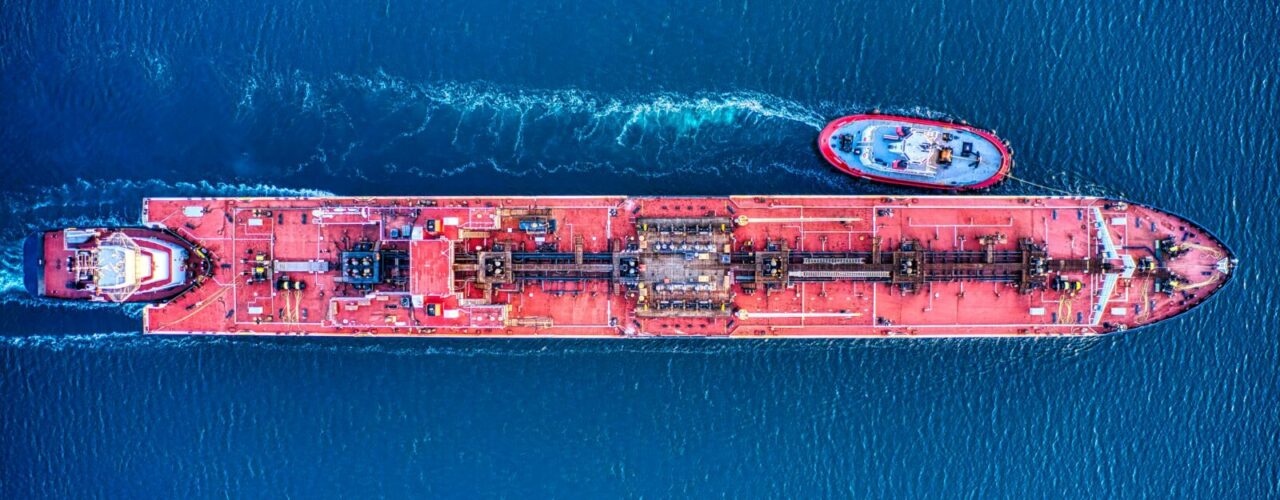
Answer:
2;0;1277;497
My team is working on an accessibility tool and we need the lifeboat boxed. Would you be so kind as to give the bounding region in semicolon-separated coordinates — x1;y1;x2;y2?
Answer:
818;114;1012;190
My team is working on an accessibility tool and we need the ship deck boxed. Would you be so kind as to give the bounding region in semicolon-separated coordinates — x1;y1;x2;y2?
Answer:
138;196;1232;338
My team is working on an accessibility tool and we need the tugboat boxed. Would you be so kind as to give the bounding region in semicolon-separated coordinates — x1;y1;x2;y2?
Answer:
818;114;1012;190
24;227;211;303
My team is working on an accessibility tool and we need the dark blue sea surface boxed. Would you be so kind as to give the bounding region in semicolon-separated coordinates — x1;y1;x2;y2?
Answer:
2;0;1277;497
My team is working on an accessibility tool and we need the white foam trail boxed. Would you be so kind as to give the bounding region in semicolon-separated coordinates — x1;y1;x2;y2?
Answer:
237;73;825;138
0;332;192;351
362;76;825;130
227;73;844;180
0;240;24;295
0;292;146;316
4;179;333;215
1;179;334;240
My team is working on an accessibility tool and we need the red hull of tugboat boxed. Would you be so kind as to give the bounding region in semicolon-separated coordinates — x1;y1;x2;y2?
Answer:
819;114;1013;190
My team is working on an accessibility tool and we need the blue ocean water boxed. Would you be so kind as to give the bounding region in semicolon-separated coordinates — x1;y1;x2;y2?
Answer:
1;0;1277;496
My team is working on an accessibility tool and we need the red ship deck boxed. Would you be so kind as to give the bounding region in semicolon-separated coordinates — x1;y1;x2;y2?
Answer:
136;196;1233;338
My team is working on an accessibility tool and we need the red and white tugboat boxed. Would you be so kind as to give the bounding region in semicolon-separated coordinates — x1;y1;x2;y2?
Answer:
819;114;1012;190
23;227;211;303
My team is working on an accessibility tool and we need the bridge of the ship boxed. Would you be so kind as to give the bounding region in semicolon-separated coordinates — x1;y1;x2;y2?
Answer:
140;196;1231;338
825;118;1007;187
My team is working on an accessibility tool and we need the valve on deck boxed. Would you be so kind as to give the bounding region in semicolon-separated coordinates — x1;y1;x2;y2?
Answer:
1153;273;1188;295
620;257;640;277
1156;237;1187;259
898;258;917;276
240;251;271;283
484;258;505;277
764;257;784;277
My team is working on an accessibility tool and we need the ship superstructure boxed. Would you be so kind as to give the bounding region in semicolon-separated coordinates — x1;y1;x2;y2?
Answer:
26;195;1233;337
24;227;211;303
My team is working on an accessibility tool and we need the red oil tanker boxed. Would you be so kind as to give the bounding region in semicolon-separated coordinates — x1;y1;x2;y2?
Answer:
24;195;1233;338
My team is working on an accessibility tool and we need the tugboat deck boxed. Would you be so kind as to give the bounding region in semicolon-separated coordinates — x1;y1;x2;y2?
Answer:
819;115;1012;190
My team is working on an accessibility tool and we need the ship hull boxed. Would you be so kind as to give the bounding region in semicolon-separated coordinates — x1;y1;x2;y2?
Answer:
87;195;1236;339
818;114;1012;190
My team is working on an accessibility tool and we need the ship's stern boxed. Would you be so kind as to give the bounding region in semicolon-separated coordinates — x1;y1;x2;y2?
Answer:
22;232;47;297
